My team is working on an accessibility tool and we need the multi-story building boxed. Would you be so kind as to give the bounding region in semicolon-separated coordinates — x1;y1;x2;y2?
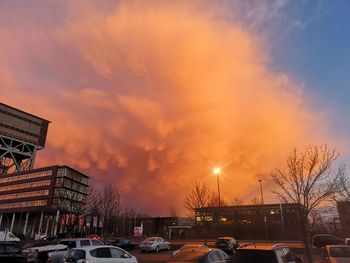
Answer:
0;165;89;237
0;102;90;238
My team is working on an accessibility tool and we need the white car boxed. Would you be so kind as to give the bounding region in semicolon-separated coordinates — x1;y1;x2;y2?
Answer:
64;245;138;263
139;237;170;252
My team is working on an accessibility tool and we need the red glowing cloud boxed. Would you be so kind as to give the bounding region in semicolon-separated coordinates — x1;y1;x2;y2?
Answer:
0;1;332;214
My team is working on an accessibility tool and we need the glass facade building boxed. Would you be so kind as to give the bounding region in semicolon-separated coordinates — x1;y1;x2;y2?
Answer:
0;165;88;214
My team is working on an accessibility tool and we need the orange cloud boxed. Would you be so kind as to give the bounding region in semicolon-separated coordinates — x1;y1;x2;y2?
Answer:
0;1;331;215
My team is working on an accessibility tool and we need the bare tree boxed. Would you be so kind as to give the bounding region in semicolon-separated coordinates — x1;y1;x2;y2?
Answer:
249;197;261;205
336;164;350;200
169;204;177;217
183;181;217;245
183;181;212;214
232;198;244;206
271;145;345;263
99;184;120;236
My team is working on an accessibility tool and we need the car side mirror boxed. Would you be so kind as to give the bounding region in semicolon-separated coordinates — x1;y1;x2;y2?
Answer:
122;252;131;258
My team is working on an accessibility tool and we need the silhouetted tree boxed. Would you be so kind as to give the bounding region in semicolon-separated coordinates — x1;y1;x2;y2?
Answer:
272;145;345;263
99;184;120;236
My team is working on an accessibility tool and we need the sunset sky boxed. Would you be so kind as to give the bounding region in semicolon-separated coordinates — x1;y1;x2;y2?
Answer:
1;0;349;215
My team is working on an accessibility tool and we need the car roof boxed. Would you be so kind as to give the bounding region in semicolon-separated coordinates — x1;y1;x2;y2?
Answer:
326;245;350;248
238;243;288;251
61;238;96;241
71;245;127;251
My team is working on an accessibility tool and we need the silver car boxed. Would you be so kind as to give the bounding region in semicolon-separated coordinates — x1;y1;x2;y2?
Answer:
139;237;170;252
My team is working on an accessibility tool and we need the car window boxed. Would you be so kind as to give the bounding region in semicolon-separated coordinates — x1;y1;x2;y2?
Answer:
330;247;350;257
283;248;295;262
235;250;275;263
60;241;77;249
275;249;285;263
8;233;16;238
92;240;103;246
80;240;91;247
5;245;21;253
210;251;223;261
110;247;129;258
90;247;111;258
159;238;164;242
66;249;86;260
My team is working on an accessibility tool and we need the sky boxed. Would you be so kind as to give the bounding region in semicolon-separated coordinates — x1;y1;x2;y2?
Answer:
0;0;349;215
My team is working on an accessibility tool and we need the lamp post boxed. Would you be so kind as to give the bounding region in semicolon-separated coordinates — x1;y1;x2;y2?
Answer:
213;168;221;206
258;179;269;240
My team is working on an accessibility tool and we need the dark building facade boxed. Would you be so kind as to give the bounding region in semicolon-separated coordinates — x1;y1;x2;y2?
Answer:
0;165;89;238
194;203;302;240
337;201;350;236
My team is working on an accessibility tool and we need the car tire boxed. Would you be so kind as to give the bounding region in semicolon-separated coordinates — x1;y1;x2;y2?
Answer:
156;246;159;253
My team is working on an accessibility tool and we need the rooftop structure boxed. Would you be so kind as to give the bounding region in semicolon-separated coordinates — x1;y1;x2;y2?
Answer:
0;102;50;174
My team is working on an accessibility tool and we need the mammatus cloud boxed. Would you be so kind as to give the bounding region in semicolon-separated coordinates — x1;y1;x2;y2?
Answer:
0;1;331;215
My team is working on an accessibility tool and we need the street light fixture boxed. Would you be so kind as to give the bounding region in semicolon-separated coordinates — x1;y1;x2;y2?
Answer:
213;168;221;206
258;179;268;240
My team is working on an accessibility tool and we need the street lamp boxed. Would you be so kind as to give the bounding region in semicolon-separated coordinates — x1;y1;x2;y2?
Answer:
213;168;221;206
258;179;268;240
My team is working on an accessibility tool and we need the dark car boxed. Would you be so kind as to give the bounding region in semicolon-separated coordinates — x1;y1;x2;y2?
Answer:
215;237;238;254
0;243;27;263
109;238;135;251
167;247;231;263
312;234;345;248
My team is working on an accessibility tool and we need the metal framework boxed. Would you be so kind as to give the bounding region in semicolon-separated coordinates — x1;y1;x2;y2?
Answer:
0;134;37;175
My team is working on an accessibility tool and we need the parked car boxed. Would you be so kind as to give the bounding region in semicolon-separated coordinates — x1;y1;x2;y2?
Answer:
0;230;20;243
23;241;67;263
312;234;345;248
173;244;208;256
63;245;138;263
0;243;27;263
233;243;302;263
345;238;350;245
109;238;136;251
47;238;104;263
139;236;170;252
215;237;238;254
167;247;231;263
322;245;350;263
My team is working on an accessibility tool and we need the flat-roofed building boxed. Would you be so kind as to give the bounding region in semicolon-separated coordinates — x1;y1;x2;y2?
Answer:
0;102;50;174
194;203;302;239
0;165;89;238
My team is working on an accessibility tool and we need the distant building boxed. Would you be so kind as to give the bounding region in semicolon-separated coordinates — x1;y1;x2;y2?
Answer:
194;203;302;239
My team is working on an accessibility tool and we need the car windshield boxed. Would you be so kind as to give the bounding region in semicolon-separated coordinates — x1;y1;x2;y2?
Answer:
217;239;229;244
235;250;275;263
330;247;350;258
145;237;156;241
171;250;206;262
